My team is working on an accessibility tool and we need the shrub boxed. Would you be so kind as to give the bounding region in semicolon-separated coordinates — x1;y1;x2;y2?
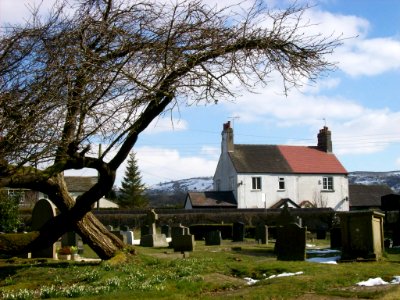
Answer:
0;191;21;232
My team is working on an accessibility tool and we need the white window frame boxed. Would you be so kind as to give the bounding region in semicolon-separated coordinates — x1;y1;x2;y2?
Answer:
322;176;334;191
252;177;262;190
278;177;285;190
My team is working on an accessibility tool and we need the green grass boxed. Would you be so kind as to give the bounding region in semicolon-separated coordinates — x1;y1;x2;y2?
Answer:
1;240;400;299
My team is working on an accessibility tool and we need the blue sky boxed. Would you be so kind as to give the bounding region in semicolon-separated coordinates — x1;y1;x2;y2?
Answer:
2;0;400;187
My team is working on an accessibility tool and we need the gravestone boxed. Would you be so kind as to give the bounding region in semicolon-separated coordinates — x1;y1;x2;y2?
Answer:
31;199;57;259
232;222;245;242
106;225;114;231
205;230;222;246
161;225;171;238
255;224;268;244
141;225;150;236
330;227;341;249
140;209;168;247
275;223;306;261
120;225;129;231
339;211;384;261
120;230;134;245
171;224;195;252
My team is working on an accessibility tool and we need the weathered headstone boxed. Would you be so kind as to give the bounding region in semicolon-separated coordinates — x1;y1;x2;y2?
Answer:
161;225;171;238
205;230;222;245
255;224;268;244
140;209;168;247
330;227;341;249
120;230;135;245
339;211;384;261
120;225;129;231
275;223;306;261
232;222;245;242
31;199;57;259
141;225;150;236
171;224;195;252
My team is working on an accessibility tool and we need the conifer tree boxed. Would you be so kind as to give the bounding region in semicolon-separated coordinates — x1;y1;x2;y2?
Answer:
118;152;148;208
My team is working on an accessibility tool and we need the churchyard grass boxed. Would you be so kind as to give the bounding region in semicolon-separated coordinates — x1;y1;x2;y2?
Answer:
1;240;400;299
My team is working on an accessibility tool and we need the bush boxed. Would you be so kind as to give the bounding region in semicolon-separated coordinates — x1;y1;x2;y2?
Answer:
0;191;21;232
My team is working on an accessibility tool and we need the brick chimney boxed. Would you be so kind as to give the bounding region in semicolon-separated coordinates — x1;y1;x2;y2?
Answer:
221;121;234;152
317;126;332;153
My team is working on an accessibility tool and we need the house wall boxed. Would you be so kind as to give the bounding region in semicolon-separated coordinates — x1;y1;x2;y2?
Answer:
234;173;349;210
213;153;237;198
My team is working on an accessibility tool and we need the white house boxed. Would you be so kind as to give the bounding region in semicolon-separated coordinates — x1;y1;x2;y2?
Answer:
212;122;349;211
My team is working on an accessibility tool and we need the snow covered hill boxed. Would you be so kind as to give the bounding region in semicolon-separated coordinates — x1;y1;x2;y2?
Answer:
147;177;213;193
348;171;400;193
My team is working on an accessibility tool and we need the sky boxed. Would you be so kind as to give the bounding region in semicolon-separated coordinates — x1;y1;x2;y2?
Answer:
1;0;400;188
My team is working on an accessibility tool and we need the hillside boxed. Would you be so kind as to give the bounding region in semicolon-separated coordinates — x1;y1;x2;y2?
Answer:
145;171;400;207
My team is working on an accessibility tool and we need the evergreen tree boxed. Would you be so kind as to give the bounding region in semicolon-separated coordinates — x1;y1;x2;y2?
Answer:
118;152;148;208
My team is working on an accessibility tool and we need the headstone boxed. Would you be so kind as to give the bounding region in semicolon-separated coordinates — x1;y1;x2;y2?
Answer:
141;225;150;237
106;225;114;231
146;209;158;235
161;225;171;238
61;232;84;255
330;227;341;249
339;211;384;261
232;222;245;242
205;230;222;246
275;223;306;261
120;230;134;245
120;225;129;231
31;199;57;259
276;203;297;226
255;224;268;244
171;224;195;252
140;209;168;247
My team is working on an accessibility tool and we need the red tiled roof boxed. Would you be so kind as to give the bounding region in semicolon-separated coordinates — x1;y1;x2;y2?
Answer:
278;145;347;174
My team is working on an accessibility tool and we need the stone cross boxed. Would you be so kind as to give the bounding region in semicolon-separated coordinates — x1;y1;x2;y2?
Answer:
146;209;158;235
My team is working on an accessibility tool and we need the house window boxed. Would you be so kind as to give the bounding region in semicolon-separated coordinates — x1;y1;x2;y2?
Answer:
252;177;262;190
322;176;334;191
278;177;285;190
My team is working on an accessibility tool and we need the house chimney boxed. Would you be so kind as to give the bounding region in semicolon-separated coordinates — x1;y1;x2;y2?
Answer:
222;121;234;152
317;126;332;153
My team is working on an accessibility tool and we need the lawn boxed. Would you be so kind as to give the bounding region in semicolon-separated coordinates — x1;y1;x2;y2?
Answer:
1;239;400;299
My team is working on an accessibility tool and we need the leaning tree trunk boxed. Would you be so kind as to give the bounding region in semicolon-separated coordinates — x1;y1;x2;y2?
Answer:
74;212;124;260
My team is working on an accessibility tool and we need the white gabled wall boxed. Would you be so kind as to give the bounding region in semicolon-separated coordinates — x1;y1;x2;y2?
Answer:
234;173;349;210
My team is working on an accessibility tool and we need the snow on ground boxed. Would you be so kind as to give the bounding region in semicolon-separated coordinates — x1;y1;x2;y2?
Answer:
244;271;304;285
357;276;400;286
306;248;341;264
306;256;340;264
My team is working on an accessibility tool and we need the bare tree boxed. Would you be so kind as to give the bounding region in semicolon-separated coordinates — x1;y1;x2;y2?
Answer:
0;0;340;259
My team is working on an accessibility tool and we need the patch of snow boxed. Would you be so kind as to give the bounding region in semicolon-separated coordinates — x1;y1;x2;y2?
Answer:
357;278;389;286
356;276;400;286
307;256;340;264
244;277;259;285
307;249;340;254
268;271;304;279
245;271;303;285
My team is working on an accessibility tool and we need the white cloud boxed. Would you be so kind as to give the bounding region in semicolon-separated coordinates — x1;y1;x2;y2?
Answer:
335;38;400;76
143;117;188;134
133;146;217;186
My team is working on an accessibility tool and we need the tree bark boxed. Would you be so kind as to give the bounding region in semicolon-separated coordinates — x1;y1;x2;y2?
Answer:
74;212;124;260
